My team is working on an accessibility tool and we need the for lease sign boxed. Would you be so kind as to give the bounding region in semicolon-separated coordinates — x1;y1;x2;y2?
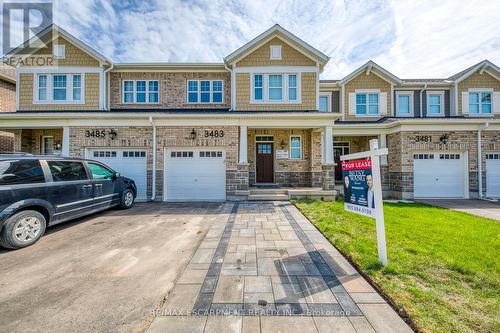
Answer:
342;159;375;218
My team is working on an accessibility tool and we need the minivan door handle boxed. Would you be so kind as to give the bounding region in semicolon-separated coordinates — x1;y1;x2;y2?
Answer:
83;185;92;189
95;184;103;188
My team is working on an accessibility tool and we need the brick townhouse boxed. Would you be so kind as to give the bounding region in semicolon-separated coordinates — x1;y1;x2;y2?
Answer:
1;24;499;201
0;66;16;152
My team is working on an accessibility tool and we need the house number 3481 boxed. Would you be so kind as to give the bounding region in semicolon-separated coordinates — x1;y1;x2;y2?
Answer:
204;130;224;138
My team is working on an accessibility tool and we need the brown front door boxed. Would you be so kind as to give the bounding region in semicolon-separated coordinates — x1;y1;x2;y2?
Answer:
256;143;273;183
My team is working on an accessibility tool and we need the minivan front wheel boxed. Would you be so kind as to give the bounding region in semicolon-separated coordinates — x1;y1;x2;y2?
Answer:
120;189;135;209
0;210;47;249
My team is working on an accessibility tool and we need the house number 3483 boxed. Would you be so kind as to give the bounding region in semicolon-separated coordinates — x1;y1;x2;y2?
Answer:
204;130;224;138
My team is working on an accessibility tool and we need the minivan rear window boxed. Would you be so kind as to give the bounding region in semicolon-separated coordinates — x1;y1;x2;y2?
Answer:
0;160;45;185
47;161;88;182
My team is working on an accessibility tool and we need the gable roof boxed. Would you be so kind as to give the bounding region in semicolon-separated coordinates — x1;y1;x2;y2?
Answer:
339;60;402;85
224;24;329;67
6;23;112;64
448;60;499;83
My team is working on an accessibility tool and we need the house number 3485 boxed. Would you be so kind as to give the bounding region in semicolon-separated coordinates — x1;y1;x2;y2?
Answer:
204;130;224;138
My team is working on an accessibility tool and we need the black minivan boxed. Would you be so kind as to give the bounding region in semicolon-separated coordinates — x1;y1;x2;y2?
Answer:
0;155;137;249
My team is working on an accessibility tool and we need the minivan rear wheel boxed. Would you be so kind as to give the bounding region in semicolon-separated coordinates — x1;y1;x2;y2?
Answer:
119;189;135;209
0;210;47;249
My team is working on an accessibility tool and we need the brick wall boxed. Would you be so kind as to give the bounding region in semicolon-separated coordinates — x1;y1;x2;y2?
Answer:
0;131;14;152
109;71;230;109
0;78;15;112
457;71;500;116
247;128;322;186
344;72;391;120
235;72;316;111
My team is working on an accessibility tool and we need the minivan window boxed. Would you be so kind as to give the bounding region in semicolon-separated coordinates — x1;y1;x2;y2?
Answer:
88;162;114;180
47;161;88;182
0;160;45;185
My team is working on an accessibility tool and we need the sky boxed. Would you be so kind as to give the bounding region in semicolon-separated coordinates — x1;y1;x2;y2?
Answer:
5;0;500;79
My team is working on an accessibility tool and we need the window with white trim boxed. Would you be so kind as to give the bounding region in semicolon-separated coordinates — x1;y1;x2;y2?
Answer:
35;74;84;103
469;91;491;114
270;45;282;60
396;92;413;116
122;80;159;103
356;92;379;115
187;80;224;104
38;75;47;101
426;91;444;116
53;45;65;59
290;136;302;159
251;74;300;103
319;92;331;112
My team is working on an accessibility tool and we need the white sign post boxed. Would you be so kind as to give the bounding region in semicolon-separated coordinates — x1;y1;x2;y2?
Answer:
341;138;388;266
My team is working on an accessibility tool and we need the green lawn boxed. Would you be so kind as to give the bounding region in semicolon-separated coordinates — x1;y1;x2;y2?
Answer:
293;200;500;333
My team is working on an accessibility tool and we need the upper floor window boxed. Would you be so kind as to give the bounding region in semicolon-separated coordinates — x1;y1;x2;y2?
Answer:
426;91;444;116
187;80;223;104
356;93;379;115
396;92;413;117
319;92;331;112
35;73;83;104
270;45;282;60
269;75;282;100
469;91;491;114
251;74;300;103
122;80;159;104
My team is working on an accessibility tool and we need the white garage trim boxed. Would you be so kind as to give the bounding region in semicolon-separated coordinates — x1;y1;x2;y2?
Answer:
486;153;500;198
413;151;469;199
163;148;226;202
85;148;148;201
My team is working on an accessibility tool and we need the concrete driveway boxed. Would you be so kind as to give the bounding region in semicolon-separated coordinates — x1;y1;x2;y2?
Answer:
0;203;222;333
418;199;500;221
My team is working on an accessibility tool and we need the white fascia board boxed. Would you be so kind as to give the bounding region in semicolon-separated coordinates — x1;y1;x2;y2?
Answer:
454;60;500;84
339;60;402;85
224;24;329;65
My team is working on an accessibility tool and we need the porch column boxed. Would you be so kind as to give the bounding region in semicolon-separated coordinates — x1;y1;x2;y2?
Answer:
378;133;388;165
324;126;334;164
239;125;248;164
61;126;70;156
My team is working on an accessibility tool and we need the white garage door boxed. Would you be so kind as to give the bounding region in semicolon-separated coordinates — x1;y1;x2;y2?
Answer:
86;149;148;200
164;149;226;201
486;153;500;198
413;152;467;198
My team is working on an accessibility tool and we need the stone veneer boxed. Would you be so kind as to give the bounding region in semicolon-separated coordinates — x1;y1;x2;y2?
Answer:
386;130;500;198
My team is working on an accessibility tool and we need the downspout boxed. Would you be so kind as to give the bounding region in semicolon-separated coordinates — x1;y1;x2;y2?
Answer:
477;122;489;198
104;63;114;110
149;116;157;201
419;83;427;117
224;63;234;111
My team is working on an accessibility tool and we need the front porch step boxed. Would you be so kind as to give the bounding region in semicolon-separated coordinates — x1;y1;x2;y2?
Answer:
247;194;290;201
249;188;288;195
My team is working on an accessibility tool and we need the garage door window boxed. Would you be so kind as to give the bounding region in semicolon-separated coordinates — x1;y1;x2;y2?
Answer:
170;151;194;158
93;151;117;158
123;151;146;158
414;154;434;159
48;161;88;182
439;154;460;160
200;151;223;157
486;154;499;160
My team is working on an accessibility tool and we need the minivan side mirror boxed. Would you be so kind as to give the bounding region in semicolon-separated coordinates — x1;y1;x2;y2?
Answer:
113;172;120;180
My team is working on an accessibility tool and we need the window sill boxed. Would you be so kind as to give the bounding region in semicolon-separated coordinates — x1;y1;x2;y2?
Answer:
33;100;86;105
250;100;302;104
426;113;445;117
354;114;381;117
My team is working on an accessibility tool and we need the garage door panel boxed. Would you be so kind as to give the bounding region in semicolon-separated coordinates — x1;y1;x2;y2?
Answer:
413;153;466;198
486;154;500;197
164;149;226;201
86;149;147;200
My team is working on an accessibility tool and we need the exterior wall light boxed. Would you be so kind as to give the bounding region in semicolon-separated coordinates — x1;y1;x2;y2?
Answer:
439;134;449;144
190;129;197;140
